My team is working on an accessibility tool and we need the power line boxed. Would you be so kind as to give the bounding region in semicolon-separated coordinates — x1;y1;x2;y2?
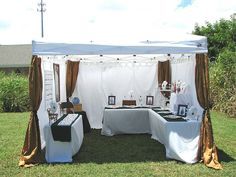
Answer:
37;0;46;38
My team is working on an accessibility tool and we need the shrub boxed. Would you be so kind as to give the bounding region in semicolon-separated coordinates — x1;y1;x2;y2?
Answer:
0;72;30;112
209;50;236;117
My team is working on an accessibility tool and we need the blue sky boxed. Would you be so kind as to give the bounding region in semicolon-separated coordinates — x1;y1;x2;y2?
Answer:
178;0;192;8
0;0;235;44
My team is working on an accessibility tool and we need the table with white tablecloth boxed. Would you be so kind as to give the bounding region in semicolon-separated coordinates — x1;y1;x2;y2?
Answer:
149;110;201;163
43;115;84;163
101;108;201;163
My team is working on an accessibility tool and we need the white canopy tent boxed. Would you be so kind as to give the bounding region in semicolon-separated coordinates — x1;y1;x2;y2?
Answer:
33;34;207;145
19;33;222;169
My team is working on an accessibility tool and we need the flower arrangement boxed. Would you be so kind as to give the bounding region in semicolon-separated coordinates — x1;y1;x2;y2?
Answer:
172;80;187;93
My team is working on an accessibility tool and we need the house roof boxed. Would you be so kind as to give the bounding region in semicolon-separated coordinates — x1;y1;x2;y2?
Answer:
0;44;32;68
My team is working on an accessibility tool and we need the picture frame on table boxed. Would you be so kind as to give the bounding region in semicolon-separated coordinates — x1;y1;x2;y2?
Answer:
108;96;116;105
146;96;154;105
177;104;188;117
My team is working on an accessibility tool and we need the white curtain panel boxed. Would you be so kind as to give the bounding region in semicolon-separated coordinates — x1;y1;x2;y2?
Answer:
102;63;134;105
133;63;158;105
74;63;105;128
170;54;203;120
74;61;158;128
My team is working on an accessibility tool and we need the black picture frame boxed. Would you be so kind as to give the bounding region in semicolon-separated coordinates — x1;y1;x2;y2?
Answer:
146;96;154;105
177;104;188;117
53;64;60;102
108;96;116;105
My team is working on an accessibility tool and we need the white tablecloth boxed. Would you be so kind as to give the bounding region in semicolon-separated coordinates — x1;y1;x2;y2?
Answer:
101;108;150;136
44;115;84;163
101;108;201;163
149;110;201;163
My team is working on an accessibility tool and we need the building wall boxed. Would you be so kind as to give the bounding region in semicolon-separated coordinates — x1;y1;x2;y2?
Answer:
0;44;32;75
0;67;29;75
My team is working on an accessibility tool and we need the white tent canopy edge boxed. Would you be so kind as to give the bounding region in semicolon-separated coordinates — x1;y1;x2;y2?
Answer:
32;34;207;55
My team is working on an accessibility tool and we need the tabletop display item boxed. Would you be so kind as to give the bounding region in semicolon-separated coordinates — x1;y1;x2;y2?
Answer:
72;97;80;105
108;96;116;105
47;101;58;125
138;96;143;106
177;104;188;117
146;96;154;105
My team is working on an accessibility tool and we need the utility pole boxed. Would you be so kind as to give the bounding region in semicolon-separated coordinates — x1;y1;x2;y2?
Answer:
37;0;46;38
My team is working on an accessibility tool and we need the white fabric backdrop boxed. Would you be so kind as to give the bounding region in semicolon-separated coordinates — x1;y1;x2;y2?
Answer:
74;60;158;128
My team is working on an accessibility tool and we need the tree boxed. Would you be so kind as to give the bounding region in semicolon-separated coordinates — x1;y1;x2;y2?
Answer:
193;14;236;61
193;14;236;117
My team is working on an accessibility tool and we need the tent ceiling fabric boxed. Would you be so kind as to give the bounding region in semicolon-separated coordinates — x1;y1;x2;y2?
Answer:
32;34;207;55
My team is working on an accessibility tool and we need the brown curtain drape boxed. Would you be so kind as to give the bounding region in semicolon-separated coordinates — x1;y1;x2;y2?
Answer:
66;60;80;102
195;54;222;170
19;55;44;167
158;60;171;98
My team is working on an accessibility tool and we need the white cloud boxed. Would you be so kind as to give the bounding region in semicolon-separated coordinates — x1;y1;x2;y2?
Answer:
0;0;235;44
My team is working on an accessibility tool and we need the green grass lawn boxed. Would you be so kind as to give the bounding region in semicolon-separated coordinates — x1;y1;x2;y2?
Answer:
0;111;235;177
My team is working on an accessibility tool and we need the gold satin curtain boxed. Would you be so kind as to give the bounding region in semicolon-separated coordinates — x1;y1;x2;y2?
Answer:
66;60;80;101
19;55;44;167
158;60;171;97
195;54;222;169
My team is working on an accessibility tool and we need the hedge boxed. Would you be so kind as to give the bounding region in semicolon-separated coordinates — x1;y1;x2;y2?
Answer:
209;50;236;117
0;72;30;112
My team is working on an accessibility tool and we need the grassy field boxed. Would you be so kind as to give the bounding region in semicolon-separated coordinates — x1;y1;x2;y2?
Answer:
0;112;235;177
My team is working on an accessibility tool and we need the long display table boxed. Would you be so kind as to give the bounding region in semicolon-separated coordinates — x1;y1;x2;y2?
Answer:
101;107;201;163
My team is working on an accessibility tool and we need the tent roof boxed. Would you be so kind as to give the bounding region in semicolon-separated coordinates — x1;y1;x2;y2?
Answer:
32;34;207;55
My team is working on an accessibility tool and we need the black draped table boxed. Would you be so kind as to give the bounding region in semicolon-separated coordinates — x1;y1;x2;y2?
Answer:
75;111;91;133
44;114;84;163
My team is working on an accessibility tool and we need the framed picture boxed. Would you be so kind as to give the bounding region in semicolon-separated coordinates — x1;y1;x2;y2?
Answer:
53;64;60;102
108;96;116;105
177;104;188;117
146;96;154;105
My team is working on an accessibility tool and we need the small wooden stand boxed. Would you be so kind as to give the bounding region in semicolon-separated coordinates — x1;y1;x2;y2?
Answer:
74;104;82;112
122;100;136;106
